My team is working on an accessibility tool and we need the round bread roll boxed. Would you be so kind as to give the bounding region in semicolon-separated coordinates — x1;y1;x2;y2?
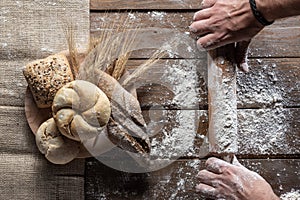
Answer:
36;118;80;164
52;80;111;141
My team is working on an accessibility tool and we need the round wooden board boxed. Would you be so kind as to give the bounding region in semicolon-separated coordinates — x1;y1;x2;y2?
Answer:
24;87;52;135
24;50;93;158
25;86;92;158
23;50;136;159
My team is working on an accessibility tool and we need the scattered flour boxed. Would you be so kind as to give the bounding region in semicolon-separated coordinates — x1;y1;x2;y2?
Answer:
280;189;300;200
150;110;198;159
187;159;201;170
237;61;284;108
127;13;136;20
207;55;238;154
148;57;207;158
148;11;166;21
237;106;299;155
237;59;299;155
161;59;201;108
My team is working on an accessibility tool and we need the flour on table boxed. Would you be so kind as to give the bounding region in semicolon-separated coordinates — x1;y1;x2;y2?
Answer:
148;11;166;21
237;61;283;108
148;58;206;158
280;189;300;200
161;59;201;108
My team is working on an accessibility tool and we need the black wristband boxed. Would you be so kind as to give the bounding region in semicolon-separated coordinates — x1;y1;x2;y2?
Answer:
249;0;274;26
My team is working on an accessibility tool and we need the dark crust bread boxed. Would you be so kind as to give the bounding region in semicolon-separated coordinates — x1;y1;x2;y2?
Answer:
23;54;74;108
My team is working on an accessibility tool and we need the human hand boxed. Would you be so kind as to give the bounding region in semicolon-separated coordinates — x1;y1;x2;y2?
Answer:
195;157;279;200
189;0;263;51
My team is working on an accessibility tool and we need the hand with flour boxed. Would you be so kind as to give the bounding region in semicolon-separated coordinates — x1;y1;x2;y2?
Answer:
189;0;300;71
195;157;279;200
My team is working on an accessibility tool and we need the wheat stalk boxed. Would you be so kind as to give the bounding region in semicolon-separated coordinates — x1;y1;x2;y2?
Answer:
64;12;167;88
121;49;167;89
62;20;79;78
78;12;140;84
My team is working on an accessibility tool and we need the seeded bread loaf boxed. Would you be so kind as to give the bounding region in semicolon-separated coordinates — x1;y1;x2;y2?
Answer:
23;54;74;108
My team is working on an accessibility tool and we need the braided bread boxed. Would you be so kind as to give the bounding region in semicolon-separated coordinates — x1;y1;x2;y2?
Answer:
52;80;111;141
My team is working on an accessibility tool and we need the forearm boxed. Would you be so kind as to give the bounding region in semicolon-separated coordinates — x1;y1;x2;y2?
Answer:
257;0;300;21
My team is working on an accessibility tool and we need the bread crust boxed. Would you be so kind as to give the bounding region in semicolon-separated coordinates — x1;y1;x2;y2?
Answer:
52;80;111;141
36;118;80;164
23;54;74;108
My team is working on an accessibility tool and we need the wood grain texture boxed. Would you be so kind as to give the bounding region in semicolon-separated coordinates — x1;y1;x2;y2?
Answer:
249;27;300;58
237;58;300;108
2;58;299;109
90;13;300;58
85;158;300;199
91;28;300;58
90;0;201;10
1;106;298;159
86;5;300;200
90;12;300;30
126;58;300;109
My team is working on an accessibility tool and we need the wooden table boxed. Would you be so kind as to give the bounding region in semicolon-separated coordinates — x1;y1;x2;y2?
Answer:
0;1;299;199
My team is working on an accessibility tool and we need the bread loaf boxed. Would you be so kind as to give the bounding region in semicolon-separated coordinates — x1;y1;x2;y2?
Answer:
36;118;80;164
52;80;111;141
23;54;74;108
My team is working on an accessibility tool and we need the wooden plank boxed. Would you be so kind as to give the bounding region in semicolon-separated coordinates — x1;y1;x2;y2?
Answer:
2;106;298;158
93;108;299;159
237;58;300;108
90;28;202;59
91;13;300;58
207;45;238;157
2;58;299;109
90;0;201;10
85;158;300;199
90;12;300;31
272;15;300;27
91;28;300;58
250;27;300;58
0;153;84;200
143;108;299;157
128;58;300;109
237;108;300;156
90;12;194;31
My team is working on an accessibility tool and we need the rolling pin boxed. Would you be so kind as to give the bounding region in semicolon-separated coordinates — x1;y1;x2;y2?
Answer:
207;44;238;163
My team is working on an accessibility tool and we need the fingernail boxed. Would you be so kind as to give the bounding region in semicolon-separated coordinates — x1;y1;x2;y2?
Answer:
199;2;204;9
195;172;201;178
193;10;201;21
195;184;202;192
188;26;197;33
193;12;197;21
240;62;249;72
197;43;206;52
